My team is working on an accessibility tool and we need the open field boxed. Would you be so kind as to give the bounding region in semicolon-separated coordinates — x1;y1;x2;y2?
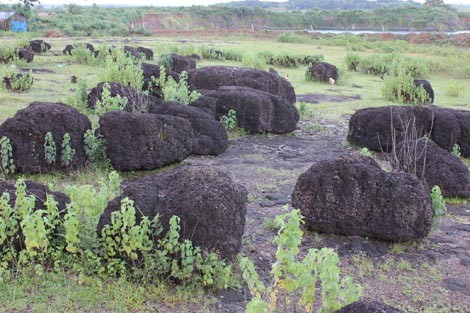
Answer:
0;33;469;312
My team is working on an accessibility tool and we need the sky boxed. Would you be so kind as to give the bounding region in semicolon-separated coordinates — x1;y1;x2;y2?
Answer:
1;0;470;7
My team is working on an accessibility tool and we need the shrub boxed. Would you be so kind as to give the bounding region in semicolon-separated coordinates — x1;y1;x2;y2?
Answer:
83;129;107;164
2;70;33;92
44;132;57;165
431;186;446;229
67;78;88;110
447;81;463;97
151;68;200;105
220;109;237;131
382;73;430;105
0;46;17;63
61;133;75;167
0;136;15;177
98;49;143;91
240;208;362;312
94;83;128;115
68;44;95;64
345;52;360;71
159;53;173;70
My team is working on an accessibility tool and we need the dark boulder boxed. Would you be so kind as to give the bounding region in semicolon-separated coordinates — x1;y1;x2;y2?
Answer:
394;139;470;198
166;53;196;73
291;154;433;242
307;61;338;83
430;107;470;158
86;82;157;112
123;45;141;59
347;105;433;152
98;166;247;260
28;40;51;53
98;111;193;171
190;94;217;116
136;46;153;60
413;79;434;104
16;48;34;63
187;53;201;60
334;301;404;313
187;66;296;104
0;102;91;173
199;86;299;134
149;100;228;155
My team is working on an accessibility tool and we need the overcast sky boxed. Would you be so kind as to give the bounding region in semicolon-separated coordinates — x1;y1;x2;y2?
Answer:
1;0;470;7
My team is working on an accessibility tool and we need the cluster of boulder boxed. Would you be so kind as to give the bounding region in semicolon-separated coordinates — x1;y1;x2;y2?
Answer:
348;105;470;197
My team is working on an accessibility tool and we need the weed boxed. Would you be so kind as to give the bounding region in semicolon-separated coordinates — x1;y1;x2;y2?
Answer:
240;208;362;312
68;44;95;64
151;68;200;105
220;109;237;131
67;78;88;111
358;147;373;157
446;81;463;97
44;132;57;165
2;70;33;92
95;83;128;115
61;133;75;167
451;144;461;158
430;186;446;230
98;49;143;91
83;129;106;164
382;73;430;105
0;136;15;177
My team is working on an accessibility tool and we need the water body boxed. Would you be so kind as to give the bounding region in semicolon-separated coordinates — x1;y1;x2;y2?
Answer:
308;29;470;35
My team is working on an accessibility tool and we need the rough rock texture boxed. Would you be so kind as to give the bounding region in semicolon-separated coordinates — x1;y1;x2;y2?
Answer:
168;53;196;73
149;100;228;155
347;105;433;152
86;82;157;112
98;111;193;171
334;301;404;313
187;66;296;104
394;139;470;198
124;46;153;60
307;61;338;83
198;86;299;134
430;107;470;157
98;166;247;260
292;154;433;242
16;48;34;63
28;40;51;53
413;79;434;104
0;102;91;173
124;45;141;59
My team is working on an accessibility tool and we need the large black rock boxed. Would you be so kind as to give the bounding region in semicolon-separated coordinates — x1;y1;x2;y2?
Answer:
167;53;196;73
98;111;193;171
292;154;433;242
63;43;95;55
187;66;296;104
199;86;299;134
413;79;434;104
394;139;470;198
149;100;228;155
98;166;247;260
28;40;51;53
141;63;180;97
0;102;91;173
16;48;34;63
307;61;338;83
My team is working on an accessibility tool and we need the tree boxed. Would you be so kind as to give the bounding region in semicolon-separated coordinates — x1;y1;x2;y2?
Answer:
424;0;446;7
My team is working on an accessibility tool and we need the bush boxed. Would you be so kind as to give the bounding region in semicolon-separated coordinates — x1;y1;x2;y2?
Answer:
98;49;143;91
68;44;95;64
345;52;360;71
382;73;430;105
151;68;200;104
66;78;88;111
447;81;464;97
94;83;128;115
2;70;33;92
240;208;362;312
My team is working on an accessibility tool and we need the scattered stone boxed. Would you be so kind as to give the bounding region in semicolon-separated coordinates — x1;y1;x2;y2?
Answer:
28;39;51;53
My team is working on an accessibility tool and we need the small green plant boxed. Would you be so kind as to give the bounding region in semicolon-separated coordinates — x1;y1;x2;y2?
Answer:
240;208;362;312
345;52;360;71
451;144;461;158
83;129;106;164
359;147;373;157
2;70;33;92
95;83;128;115
98;50;143;90
382;73;430;105
431;185;446;229
61;133;75;167
44;132;56;165
0;136;15;176
446;81;463;97
151;68;200;105
67;78;88;110
68;44;95;64
298;102;307;117
220;109;237;131
159;53;173;70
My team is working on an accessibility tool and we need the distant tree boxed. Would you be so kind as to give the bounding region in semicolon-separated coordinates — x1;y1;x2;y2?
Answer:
424;0;446;7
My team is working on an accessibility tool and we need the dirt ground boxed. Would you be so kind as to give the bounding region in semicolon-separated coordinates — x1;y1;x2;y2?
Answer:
183;114;470;312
